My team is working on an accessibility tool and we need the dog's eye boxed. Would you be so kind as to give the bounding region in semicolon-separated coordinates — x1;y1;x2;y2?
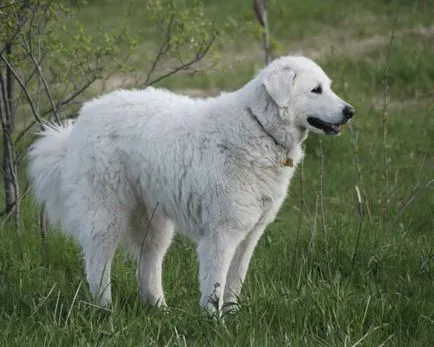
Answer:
311;85;322;94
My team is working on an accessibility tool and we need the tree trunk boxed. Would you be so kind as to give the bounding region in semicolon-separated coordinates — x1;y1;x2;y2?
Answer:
2;123;18;214
0;42;20;232
253;0;271;65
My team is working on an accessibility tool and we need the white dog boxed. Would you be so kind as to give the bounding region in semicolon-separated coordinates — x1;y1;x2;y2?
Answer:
28;55;354;313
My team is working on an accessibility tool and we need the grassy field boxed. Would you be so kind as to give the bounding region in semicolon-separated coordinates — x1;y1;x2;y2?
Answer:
1;0;434;345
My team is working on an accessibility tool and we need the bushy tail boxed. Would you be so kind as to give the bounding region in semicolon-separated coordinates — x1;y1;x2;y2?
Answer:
28;120;75;224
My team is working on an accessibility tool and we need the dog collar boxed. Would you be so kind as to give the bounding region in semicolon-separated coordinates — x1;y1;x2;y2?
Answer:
246;107;293;167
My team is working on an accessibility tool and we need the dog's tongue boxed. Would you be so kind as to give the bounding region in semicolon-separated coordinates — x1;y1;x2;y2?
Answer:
331;125;341;132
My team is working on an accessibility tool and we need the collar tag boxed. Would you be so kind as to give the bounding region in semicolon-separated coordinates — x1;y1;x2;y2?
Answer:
283;158;293;167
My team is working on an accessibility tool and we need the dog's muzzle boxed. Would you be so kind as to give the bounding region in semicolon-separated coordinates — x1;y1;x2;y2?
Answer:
307;117;346;135
308;104;355;135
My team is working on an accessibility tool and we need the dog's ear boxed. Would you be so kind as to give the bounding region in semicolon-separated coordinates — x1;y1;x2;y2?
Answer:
263;68;296;108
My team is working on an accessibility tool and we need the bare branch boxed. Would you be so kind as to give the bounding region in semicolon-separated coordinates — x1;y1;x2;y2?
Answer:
143;14;175;86
349;122;372;222
0;0;31;56
381;16;398;234
290;147;305;284
14;77;95;146
147;31;218;87
53;78;96;110
0;180;30;227
0;53;42;124
18;37;60;123
0;1;25;10
351;185;364;268
392;179;434;229
319;141;328;257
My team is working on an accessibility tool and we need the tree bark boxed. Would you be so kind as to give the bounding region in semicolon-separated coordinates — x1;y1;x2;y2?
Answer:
253;0;271;65
1;42;20;230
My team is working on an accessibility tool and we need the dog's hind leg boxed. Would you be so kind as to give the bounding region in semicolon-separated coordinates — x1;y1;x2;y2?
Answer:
79;205;126;308
126;209;174;307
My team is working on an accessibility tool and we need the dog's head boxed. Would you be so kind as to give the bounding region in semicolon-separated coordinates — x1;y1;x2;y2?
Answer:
262;56;355;135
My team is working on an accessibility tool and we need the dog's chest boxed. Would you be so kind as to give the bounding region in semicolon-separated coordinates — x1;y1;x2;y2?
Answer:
253;146;304;210
247;166;292;211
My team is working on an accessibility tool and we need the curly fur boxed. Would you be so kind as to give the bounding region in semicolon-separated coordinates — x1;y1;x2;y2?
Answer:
28;55;353;313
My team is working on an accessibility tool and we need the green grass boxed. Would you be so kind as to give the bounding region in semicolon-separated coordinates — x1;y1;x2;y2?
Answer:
1;0;434;345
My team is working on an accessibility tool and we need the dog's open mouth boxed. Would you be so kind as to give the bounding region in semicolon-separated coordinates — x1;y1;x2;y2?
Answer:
307;117;346;135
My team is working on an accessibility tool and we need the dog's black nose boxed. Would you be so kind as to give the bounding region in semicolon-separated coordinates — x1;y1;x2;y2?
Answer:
343;105;355;119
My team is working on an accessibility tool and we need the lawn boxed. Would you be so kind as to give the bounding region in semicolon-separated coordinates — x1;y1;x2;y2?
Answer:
1;0;433;345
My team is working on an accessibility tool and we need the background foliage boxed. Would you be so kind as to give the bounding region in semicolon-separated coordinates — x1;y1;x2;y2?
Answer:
1;0;433;345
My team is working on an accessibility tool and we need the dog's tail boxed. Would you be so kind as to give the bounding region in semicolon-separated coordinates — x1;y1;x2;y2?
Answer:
28;120;75;224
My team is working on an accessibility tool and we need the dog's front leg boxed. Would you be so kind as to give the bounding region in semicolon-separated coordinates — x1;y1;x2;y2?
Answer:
196;232;243;315
223;222;268;311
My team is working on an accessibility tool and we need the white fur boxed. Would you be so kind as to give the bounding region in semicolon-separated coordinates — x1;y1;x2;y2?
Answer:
28;56;352;313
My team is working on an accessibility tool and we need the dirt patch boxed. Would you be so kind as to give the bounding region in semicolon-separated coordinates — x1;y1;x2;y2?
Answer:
86;24;434;99
228;24;434;64
370;92;434;113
